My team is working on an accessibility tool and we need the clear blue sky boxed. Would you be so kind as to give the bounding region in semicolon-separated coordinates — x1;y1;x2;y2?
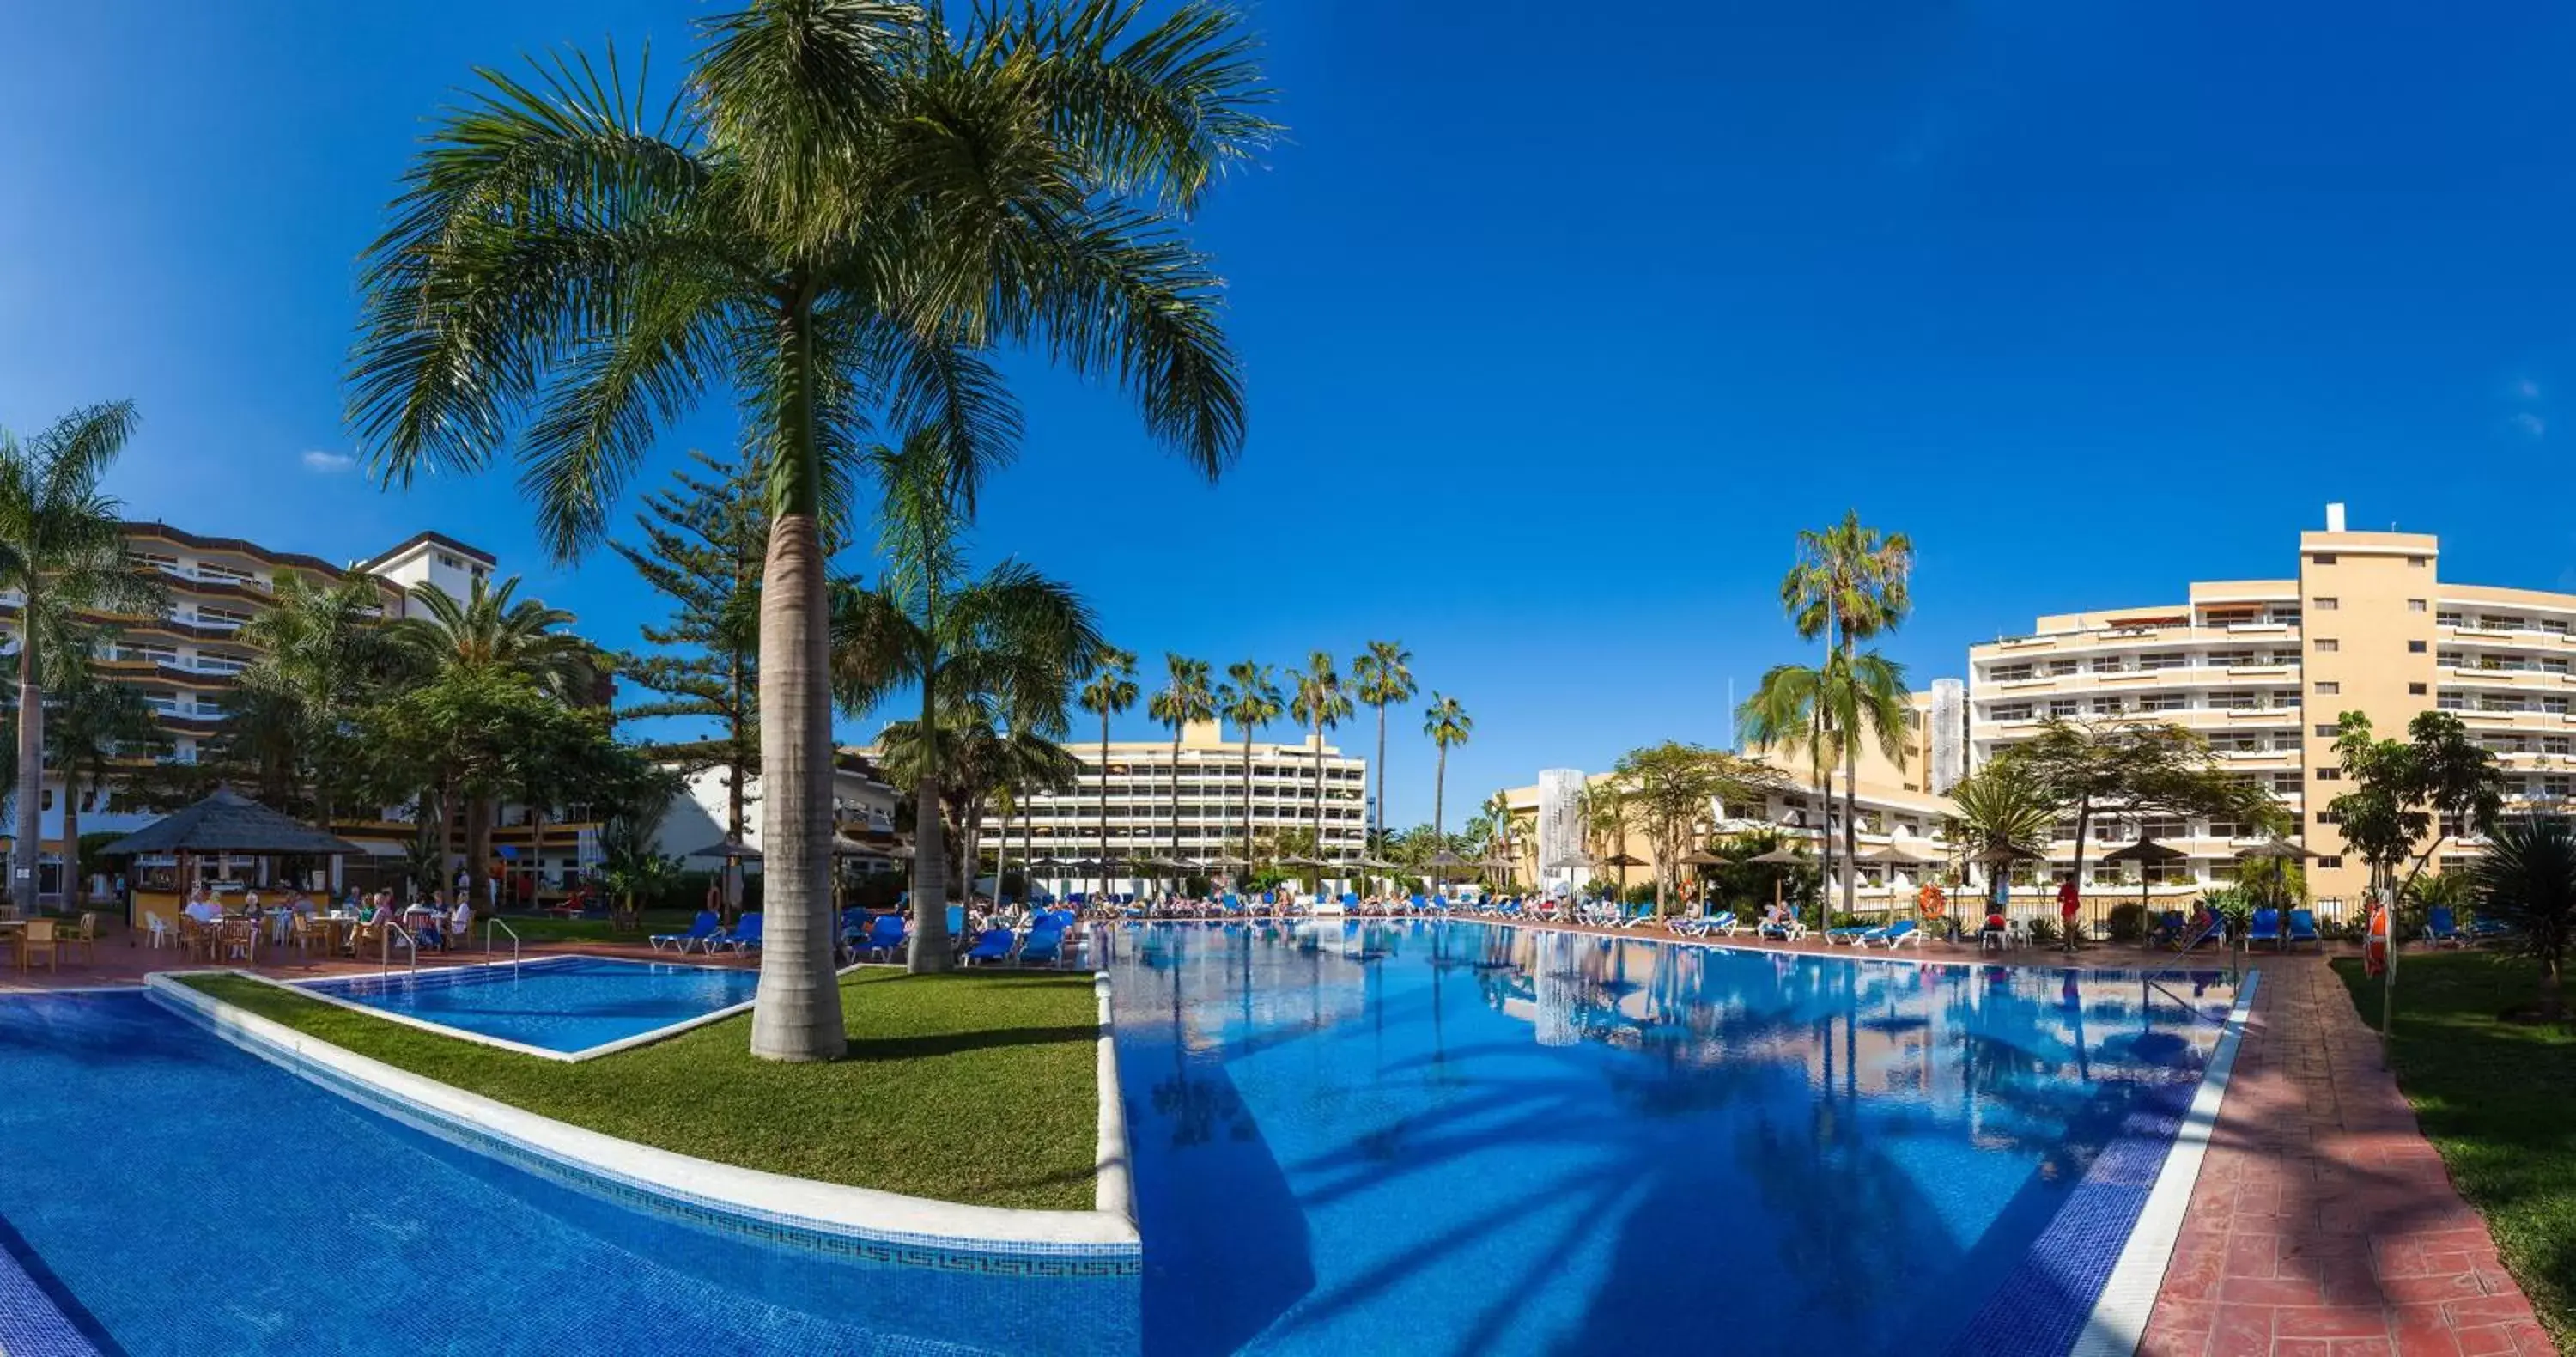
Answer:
6;1;2576;829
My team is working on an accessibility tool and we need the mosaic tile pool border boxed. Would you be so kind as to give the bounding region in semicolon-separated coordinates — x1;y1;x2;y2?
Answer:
1943;968;2261;1356
147;971;1144;1278
0;1200;107;1357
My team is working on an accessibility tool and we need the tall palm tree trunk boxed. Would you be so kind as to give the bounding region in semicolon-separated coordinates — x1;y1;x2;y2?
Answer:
15;622;42;916
1841;742;1860;922
1312;721;1326;892
1097;714;1111;903
1432;745;1448;845
1371;703;1388;849
60;769;80;908
750;300;851;1054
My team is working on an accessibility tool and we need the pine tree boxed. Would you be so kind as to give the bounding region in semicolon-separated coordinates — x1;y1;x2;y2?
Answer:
611;452;769;842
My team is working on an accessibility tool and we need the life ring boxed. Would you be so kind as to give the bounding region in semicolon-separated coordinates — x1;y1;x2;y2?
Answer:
1918;885;1947;919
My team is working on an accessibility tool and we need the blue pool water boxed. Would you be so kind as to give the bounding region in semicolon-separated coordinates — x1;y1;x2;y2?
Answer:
1109;921;2239;1357
302;955;763;1054
0;990;1132;1355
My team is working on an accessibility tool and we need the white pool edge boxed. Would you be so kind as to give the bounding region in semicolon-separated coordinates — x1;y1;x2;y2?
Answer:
144;969;1142;1258
1094;968;1135;1226
2070;966;2261;1357
287;952;804;1062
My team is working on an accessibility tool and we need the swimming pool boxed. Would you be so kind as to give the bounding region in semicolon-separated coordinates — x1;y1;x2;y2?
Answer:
0;990;1132;1355
300;955;762;1056
1109;921;2242;1356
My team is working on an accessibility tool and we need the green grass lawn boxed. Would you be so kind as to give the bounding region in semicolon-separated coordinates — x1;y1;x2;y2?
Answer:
2331;952;2576;1341
180;969;1100;1211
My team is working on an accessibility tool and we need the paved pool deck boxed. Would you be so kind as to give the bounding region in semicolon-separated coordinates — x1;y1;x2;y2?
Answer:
2139;954;2549;1357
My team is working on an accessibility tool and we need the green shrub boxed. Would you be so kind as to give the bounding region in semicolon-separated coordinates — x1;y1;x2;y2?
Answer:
2105;902;2147;942
2026;917;2060;945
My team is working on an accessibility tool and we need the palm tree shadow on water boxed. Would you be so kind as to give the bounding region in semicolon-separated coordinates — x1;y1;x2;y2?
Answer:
1118;924;2230;1356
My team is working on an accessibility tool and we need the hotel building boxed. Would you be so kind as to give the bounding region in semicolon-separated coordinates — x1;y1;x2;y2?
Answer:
0;522;610;902
1969;503;2576;916
854;720;1366;886
1497;691;1968;911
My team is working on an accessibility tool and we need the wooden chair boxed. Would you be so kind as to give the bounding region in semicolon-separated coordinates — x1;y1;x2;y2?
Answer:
293;914;332;958
16;920;57;973
214;918;257;965
64;913;97;965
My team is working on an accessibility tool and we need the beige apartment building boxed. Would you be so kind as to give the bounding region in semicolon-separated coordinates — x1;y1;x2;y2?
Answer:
1496;699;1965;911
1970;504;2576;916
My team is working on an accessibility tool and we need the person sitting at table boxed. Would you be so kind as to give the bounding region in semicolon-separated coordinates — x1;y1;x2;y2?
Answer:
184;889;222;925
449;895;473;949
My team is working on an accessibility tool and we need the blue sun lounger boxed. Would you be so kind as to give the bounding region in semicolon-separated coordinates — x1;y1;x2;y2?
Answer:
2287;908;2320;949
709;912;763;954
962;928;1016;965
2427;906;2461;946
1018;925;1068;967
858;913;908;960
2246;907;2282;950
652;910;721;954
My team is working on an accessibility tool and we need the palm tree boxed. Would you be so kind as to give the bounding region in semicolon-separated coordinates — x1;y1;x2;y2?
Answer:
1289;652;1352;880
1944;757;2057;910
987;727;1082;907
1481;788;1517;887
1737;652;1911;928
1219;660;1282;880
394;575;597;903
48;662;167;904
239;574;406;826
1146;656;1216;892
0;401;168;913
2469;816;2576;1019
1779;511;1914;923
1422;693;1473;845
1351;641;1416;849
833;432;1103;972
349;3;1270;1062
1076;646;1138;898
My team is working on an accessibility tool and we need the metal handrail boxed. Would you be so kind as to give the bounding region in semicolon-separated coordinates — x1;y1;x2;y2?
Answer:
380;920;418;977
486;916;520;970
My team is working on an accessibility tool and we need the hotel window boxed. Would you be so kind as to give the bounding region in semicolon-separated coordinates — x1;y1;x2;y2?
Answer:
2409;556;2429;568
2438;693;2469;711
437;552;465;569
2136;815;2186;839
2315;724;2340;738
2273;772;2304;793
2438;611;2464;626
2138;651;2187;671
2549;738;2573;756
2545;618;2573;636
2092;697;2125;715
2316;767;2342;781
2044;659;2081;676
2408;640;2427;654
2270;610;2302;627
2046;698;2081;718
2136;691;2186;712
2316;811;2342;826
1989;703;2032;722
2313;638;2339;653
2316;856;2345;870
2491;616;2529;630
2092;657;2125;674
2408;599;2427;612
2313;597;2339;611
2276;689;2302;707
2549;776;2575;798
2409;683;2427;696
1988;663;2033;682
2545;658;2570;674
2482;696;2525;713
2549;697;2572;715
2309;553;2336;565
2314;680;2339;696
2208;818;2249;839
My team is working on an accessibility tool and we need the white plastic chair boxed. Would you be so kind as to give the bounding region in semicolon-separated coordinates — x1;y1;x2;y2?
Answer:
144;912;173;950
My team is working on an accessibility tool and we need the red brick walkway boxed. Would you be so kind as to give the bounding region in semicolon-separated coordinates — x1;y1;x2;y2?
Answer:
2142;957;2551;1357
